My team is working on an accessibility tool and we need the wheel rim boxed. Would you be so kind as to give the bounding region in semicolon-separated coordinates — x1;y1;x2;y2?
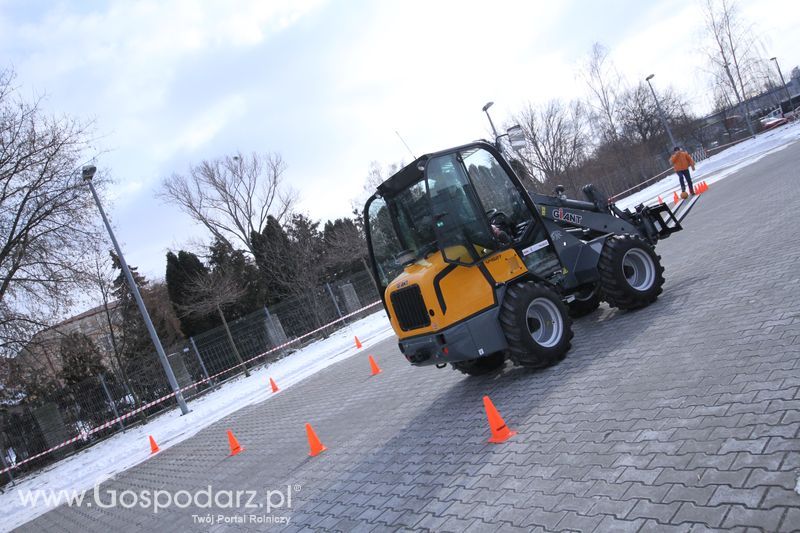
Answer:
525;297;563;348
622;248;656;291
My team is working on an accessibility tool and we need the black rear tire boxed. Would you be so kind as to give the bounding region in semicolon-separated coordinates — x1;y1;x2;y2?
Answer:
451;352;506;376
500;281;573;369
568;285;601;318
598;234;665;310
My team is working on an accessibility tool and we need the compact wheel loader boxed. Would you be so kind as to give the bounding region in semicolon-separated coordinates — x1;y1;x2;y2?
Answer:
364;141;682;375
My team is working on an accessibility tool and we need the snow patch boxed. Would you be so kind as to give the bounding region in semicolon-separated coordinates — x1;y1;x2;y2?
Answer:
616;121;800;211
0;311;394;531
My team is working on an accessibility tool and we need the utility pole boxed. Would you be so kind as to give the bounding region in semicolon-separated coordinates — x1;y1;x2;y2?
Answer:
83;165;190;415
645;74;677;149
482;101;500;141
770;56;794;114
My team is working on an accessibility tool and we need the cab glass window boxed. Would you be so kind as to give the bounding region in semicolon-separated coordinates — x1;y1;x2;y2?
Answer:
365;182;436;289
425;153;495;264
461;147;533;235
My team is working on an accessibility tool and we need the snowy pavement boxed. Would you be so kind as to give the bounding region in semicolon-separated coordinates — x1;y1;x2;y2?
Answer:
616;121;800;210
1;311;393;531
4;122;800;531
20;140;800;531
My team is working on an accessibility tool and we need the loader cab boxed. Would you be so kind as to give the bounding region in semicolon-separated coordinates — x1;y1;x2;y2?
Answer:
424;147;532;265
365;142;563;298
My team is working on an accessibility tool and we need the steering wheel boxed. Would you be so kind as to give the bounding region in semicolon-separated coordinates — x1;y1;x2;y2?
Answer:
487;210;510;228
417;241;439;260
486;209;513;244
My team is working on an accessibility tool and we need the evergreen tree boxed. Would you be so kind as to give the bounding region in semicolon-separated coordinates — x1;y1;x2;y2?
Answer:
286;213;327;296
251;215;292;305
110;252;183;389
59;331;109;417
322;217;368;278
59;332;106;387
165;250;215;336
111;252;151;366
208;238;264;317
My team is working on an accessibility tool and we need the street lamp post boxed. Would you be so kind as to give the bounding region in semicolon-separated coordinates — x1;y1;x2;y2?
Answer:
82;165;190;415
482;101;500;141
770;56;794;114
645;74;677;149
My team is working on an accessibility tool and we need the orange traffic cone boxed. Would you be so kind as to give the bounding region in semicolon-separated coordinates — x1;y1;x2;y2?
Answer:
149;435;160;454
354;336;363;349
657;195;663;204
269;377;279;393
368;355;382;376
702;181;709;192
483;396;516;443
672;191;680;203
305;423;326;457
227;429;244;456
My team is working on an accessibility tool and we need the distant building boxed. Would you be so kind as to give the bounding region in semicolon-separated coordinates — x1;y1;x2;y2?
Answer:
11;302;122;388
697;77;800;148
746;79;800;117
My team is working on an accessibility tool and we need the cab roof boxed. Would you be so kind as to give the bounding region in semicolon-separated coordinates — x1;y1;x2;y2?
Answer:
376;155;428;198
375;140;494;198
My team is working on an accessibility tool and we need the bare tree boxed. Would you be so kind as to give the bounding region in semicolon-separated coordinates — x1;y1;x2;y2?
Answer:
0;354;15;403
160;152;297;256
618;83;688;146
176;269;250;376
581;43;623;143
351;160;404;212
702;0;765;136
514;100;588;193
85;249;127;376
618;83;663;145
0;68;101;357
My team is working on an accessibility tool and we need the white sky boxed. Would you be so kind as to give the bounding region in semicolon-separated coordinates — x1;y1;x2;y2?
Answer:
2;0;797;279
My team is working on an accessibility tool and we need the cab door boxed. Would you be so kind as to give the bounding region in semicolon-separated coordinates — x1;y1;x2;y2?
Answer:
425;145;563;282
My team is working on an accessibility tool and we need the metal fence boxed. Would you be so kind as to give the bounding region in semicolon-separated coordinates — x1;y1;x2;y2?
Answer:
0;269;381;486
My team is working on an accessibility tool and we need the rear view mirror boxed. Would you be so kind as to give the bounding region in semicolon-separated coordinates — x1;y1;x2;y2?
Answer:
506;125;526;150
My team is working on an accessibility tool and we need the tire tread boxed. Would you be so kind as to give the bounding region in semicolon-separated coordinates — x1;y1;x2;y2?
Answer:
598;234;665;310
500;281;573;368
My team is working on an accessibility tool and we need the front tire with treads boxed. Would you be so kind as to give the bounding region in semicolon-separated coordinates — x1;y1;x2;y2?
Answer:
500;281;573;369
598;234;665;310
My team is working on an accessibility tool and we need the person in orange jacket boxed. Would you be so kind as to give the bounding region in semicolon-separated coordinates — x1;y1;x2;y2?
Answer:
670;146;696;195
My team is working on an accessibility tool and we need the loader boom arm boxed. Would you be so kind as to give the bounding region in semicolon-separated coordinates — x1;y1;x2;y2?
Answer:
530;193;681;244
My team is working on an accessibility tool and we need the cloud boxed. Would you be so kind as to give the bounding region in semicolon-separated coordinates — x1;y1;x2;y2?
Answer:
2;0;798;280
289;1;576;221
159;93;248;156
1;0;328;190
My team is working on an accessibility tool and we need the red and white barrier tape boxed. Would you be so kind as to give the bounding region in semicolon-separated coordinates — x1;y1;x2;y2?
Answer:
608;168;671;202
609;137;751;202
1;301;383;476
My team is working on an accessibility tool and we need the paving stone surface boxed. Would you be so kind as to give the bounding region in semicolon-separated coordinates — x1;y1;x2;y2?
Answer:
19;141;800;532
